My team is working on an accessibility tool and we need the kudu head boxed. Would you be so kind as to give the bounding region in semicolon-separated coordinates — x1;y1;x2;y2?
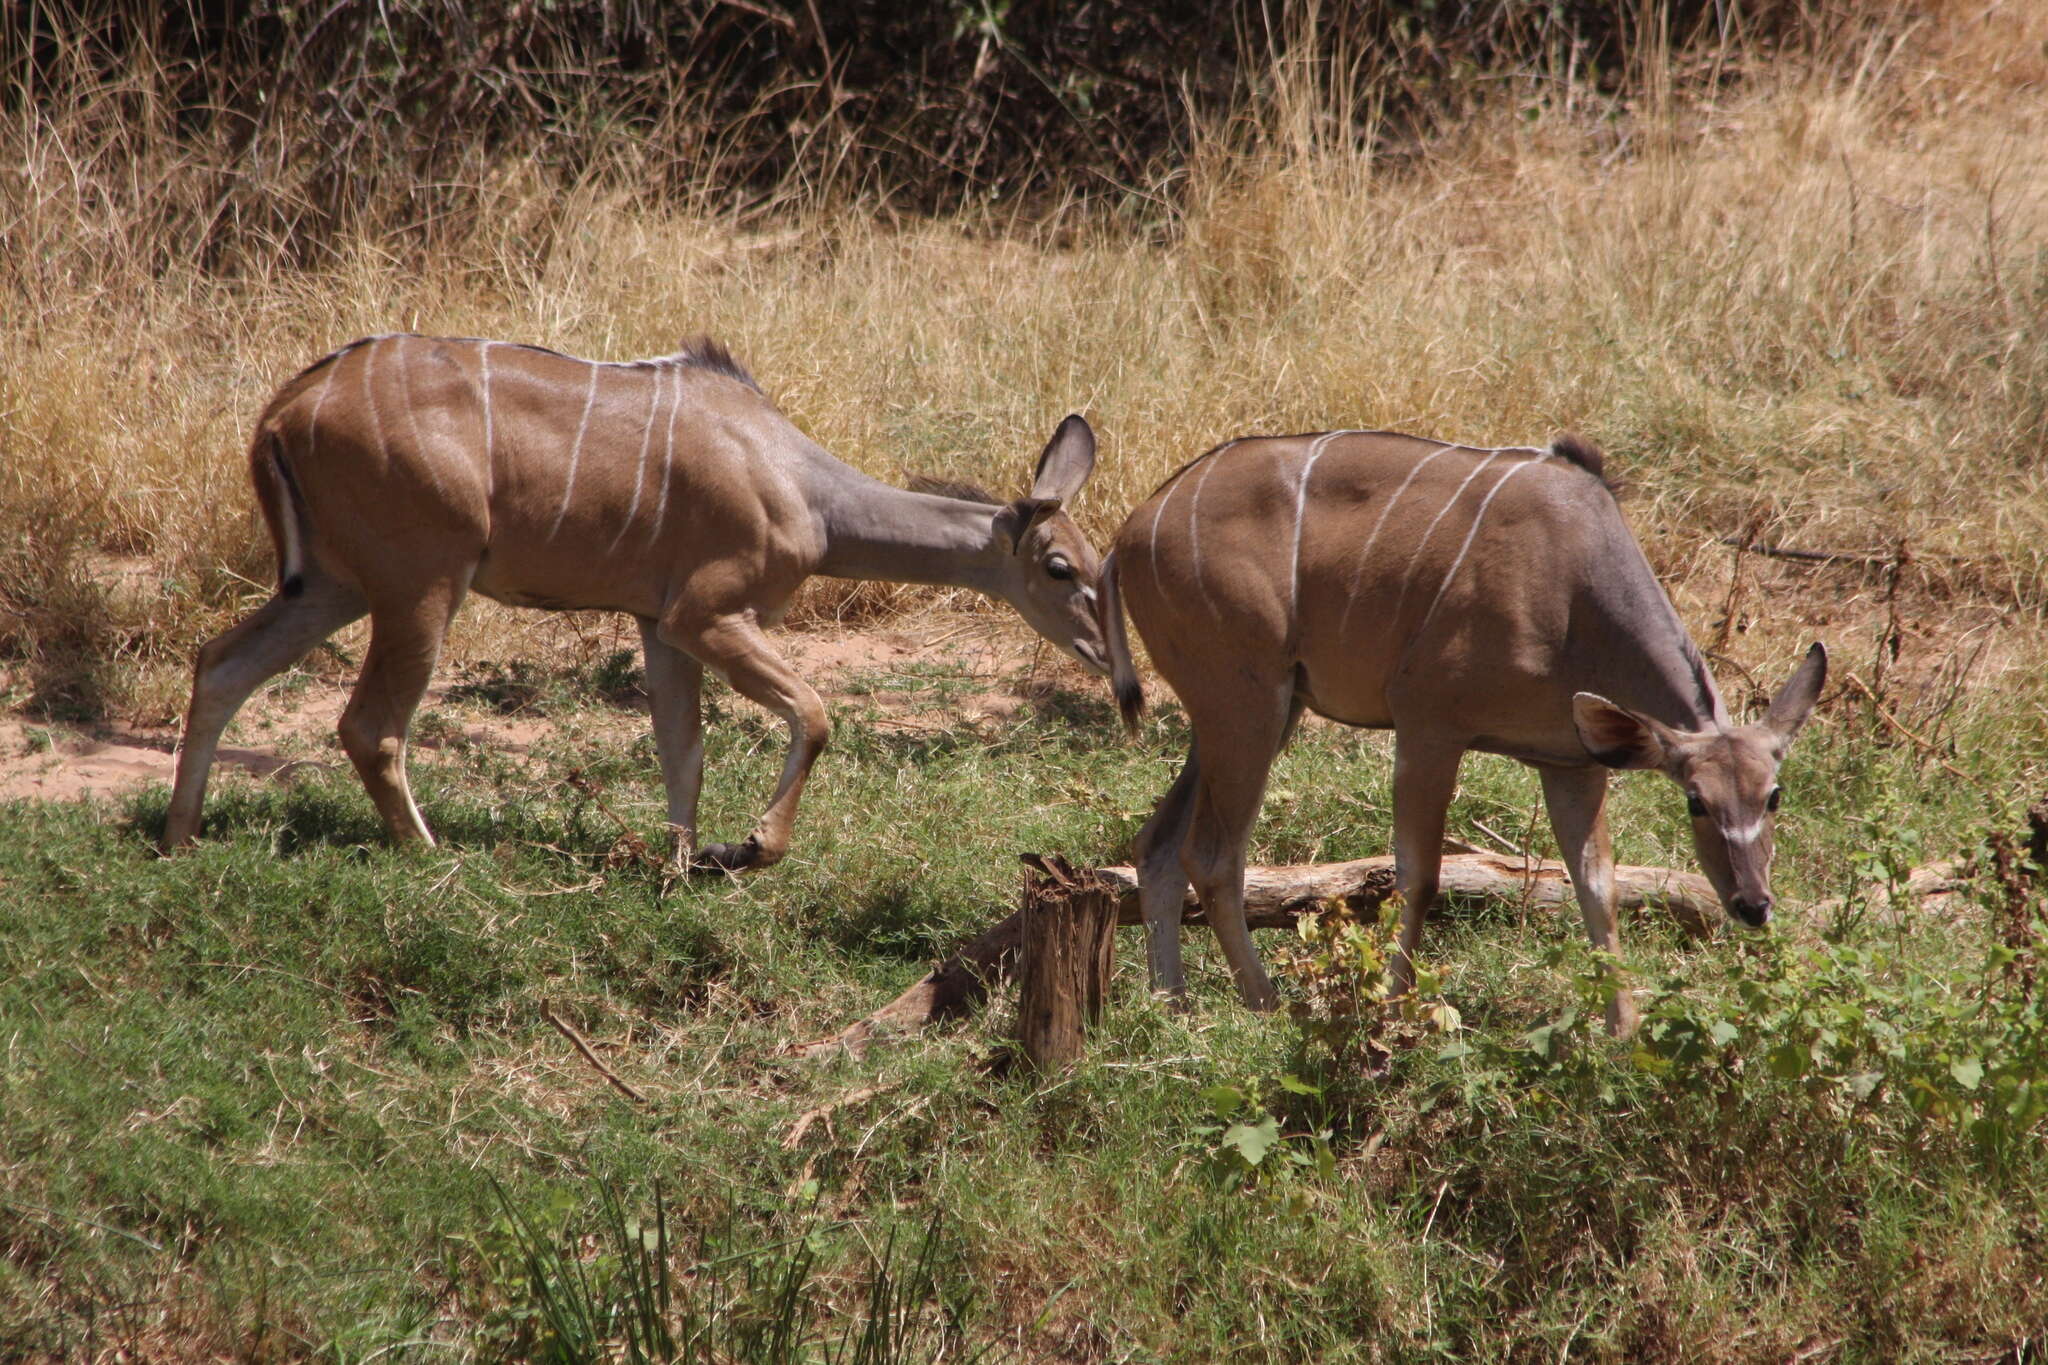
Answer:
988;414;1110;675
1572;643;1828;928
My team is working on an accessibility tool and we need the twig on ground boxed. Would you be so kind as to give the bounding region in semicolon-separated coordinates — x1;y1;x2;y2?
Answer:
538;999;647;1104
781;1082;898;1150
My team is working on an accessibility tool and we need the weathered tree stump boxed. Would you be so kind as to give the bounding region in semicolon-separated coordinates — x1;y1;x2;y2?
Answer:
1014;854;1120;1073
788;851;1730;1059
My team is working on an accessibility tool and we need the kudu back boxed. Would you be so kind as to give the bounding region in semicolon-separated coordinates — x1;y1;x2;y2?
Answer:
1101;429;1825;1035
166;333;1109;867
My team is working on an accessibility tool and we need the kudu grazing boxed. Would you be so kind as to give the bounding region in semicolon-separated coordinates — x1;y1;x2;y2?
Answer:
1100;430;1826;1035
164;333;1108;868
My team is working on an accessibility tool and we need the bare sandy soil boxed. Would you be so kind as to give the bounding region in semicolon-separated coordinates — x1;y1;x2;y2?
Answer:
0;614;1092;806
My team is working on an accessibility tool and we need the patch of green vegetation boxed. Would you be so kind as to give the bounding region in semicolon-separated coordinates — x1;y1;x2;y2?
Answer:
1;690;2043;1360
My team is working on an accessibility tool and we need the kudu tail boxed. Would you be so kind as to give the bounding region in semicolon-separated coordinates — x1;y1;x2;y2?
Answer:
1098;550;1146;729
250;430;308;599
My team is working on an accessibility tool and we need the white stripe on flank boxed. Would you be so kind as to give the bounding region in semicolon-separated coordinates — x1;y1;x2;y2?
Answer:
362;336;390;466
1287;432;1351;615
1392;449;1505;608
1336;442;1455;638
1185;450;1228;623
610;363;663;552
645;362;685;546
1146;465;1182;595
1411;453;1541;636
479;341;497;479
552;363;602;538
392;338;447;498
307;356;340;463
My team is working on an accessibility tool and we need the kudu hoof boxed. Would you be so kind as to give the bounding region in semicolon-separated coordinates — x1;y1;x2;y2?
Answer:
691;836;766;873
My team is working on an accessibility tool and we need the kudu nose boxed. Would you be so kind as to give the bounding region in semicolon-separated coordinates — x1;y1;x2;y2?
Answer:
1730;894;1772;928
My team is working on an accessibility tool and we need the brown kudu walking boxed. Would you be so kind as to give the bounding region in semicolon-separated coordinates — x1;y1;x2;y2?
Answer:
164;333;1108;869
1099;429;1826;1035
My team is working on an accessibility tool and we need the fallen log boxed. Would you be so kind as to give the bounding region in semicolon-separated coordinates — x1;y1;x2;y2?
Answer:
789;852;1720;1059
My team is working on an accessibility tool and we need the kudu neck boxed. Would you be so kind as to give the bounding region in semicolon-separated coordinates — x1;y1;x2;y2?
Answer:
1590;571;1733;735
810;469;1005;594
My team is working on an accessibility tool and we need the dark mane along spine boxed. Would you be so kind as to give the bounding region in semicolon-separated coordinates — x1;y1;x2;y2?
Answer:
675;336;762;393
1550;432;1620;493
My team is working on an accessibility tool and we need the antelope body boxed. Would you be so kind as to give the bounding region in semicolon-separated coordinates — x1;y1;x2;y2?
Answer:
164;333;1107;867
1101;429;1825;1034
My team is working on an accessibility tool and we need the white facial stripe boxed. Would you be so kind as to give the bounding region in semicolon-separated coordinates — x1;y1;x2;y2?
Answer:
1393;449;1504;608
1079;584;1099;607
1186;451;1225;623
611;363;663;552
1289;432;1351;615
1412;453;1540;635
1338;442;1454;638
552;363;601;538
1723;816;1769;846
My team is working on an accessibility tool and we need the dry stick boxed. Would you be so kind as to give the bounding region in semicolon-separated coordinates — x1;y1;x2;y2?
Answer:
563;769;662;871
1715;536;1968;569
1841;671;1992;798
788;852;1722;1059
538;999;648;1104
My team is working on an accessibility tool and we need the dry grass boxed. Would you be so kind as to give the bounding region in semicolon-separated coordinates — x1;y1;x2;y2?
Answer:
3;3;2045;724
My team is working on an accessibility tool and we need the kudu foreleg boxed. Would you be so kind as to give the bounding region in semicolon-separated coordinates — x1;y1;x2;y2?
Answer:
1387;739;1462;1003
671;613;829;872
639;618;705;872
1539;765;1639;1037
162;578;366;850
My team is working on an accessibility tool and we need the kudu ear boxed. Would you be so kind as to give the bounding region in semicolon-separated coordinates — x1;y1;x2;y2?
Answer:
1765;642;1827;743
1572;693;1673;770
1030;415;1096;502
993;497;1063;553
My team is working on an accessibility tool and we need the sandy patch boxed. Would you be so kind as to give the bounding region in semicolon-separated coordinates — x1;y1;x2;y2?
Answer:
0;615;1098;807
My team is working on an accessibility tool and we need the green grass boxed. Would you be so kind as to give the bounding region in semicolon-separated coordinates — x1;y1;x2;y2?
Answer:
1;675;2043;1361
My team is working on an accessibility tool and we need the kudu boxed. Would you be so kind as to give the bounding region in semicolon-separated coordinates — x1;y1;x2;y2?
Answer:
164;333;1108;868
1100;429;1826;1035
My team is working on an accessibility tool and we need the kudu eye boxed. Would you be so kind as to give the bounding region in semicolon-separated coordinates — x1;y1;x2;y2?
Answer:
1767;786;1783;812
1686;793;1707;819
1045;555;1074;581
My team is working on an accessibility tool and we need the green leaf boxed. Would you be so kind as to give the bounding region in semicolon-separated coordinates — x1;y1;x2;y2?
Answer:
1201;1084;1247;1118
1221;1116;1280;1168
1767;1042;1809;1080
1709;1021;1740;1047
1950;1057;1985;1091
1277;1073;1322;1096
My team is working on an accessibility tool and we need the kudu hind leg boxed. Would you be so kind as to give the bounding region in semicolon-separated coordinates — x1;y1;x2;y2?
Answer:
639;617;705;872
339;578;468;846
668;612;828;872
163;578;366;849
1387;737;1462;1001
1133;749;1200;999
1539;765;1638;1037
1179;693;1296;1012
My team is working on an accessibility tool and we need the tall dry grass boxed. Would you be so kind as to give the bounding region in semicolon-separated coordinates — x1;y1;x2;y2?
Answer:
3;2;2044;722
